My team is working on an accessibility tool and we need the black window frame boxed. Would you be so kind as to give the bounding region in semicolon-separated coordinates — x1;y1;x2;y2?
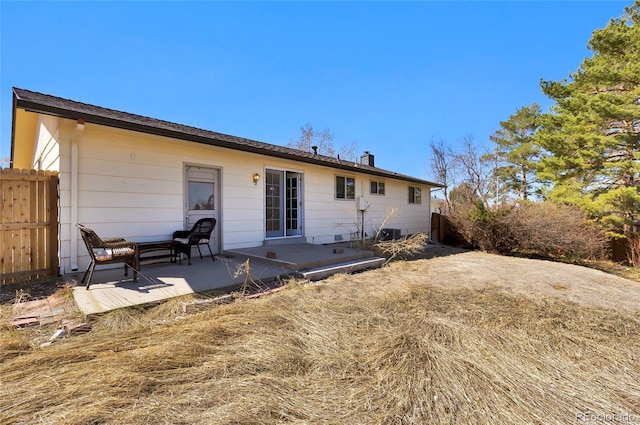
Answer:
370;180;385;196
408;186;422;204
335;175;356;200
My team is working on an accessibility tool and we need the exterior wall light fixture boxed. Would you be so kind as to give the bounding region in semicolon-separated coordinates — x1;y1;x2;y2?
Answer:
252;173;261;185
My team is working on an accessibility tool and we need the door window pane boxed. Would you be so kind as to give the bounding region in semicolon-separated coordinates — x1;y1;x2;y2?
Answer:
188;181;215;210
266;170;283;235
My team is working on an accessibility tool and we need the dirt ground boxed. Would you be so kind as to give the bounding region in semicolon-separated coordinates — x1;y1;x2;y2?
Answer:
4;243;640;325
3;244;640;425
394;244;640;315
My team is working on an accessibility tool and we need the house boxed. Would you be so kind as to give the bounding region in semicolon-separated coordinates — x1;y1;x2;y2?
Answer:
10;88;441;275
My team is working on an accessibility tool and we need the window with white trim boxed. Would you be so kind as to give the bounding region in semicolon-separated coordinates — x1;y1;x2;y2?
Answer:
408;186;422;204
370;180;385;195
335;175;355;200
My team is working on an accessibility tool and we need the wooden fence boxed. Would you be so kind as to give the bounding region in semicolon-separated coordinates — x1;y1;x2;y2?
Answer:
1;168;59;286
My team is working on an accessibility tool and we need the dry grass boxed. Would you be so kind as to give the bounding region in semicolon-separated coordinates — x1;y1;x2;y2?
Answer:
579;258;640;283
373;232;430;264
2;259;640;424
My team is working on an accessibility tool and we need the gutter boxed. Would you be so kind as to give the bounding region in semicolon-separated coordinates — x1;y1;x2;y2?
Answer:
13;90;443;188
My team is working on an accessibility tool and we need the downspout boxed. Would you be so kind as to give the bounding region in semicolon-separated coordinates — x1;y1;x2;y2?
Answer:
69;119;85;271
9;94;18;168
427;187;432;241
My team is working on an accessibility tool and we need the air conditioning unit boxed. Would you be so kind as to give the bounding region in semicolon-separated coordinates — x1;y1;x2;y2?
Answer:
379;228;401;241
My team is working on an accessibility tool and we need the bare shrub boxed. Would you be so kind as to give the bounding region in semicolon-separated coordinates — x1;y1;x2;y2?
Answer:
442;191;489;250
627;234;640;268
507;202;608;259
447;201;608;260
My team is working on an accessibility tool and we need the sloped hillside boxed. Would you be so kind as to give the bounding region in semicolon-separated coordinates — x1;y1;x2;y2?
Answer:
1;251;639;424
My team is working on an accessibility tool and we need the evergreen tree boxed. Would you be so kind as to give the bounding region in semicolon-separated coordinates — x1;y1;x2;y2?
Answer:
536;2;640;237
485;104;542;202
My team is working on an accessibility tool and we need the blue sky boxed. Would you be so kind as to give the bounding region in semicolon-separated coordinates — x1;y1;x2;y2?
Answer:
0;1;631;180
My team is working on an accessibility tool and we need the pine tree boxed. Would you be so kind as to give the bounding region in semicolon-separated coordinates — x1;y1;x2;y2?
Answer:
536;2;640;237
485;104;542;202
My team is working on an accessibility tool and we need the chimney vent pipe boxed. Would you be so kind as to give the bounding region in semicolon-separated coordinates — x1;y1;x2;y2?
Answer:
360;151;375;167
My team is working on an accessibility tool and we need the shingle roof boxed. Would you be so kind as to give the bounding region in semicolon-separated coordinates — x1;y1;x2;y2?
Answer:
12;87;442;187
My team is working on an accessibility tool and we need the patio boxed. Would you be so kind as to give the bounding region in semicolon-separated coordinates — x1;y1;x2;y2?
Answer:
71;243;383;316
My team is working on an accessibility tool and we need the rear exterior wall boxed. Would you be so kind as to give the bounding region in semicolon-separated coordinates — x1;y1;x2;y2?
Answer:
24;114;432;273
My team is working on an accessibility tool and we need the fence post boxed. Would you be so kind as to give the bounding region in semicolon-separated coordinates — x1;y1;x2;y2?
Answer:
48;173;60;277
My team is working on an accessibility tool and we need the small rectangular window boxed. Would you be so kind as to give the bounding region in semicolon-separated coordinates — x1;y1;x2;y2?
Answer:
188;181;215;210
370;181;385;195
408;186;422;204
336;175;355;200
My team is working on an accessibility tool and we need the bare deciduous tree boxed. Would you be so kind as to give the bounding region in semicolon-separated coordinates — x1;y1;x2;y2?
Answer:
287;123;358;161
455;135;492;208
338;140;359;162
287;124;334;156
429;134;493;211
429;136;456;210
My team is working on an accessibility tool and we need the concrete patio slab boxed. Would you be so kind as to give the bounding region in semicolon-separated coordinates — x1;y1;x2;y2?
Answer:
71;243;380;316
71;255;291;316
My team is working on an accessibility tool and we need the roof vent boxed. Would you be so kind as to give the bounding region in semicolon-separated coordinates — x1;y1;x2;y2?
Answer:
311;145;318;155
360;151;375;167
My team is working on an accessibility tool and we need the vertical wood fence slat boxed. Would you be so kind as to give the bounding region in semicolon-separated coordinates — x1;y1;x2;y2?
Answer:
1;168;59;286
48;174;60;277
30;170;38;276
1;170;10;278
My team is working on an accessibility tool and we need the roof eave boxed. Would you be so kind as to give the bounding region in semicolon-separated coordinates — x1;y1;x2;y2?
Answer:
13;91;443;187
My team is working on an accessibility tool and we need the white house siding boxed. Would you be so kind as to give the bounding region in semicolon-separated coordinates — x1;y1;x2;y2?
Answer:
33;115;61;172
303;172;432;244
363;178;432;238
27;114;432;273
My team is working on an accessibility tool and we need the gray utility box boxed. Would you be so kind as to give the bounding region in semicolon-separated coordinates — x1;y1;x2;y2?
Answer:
379;228;402;241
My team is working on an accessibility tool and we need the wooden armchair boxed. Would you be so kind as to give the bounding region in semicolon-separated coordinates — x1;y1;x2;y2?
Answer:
77;224;139;289
172;218;216;265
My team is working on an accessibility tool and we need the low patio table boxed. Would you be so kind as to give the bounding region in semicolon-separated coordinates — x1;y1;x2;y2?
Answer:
137;240;179;267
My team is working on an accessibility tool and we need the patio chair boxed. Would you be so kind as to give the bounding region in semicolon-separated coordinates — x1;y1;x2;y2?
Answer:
77;224;139;290
172;218;216;265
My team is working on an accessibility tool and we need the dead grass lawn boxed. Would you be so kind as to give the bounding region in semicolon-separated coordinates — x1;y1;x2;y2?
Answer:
1;250;640;424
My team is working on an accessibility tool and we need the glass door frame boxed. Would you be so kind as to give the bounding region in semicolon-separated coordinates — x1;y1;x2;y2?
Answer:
264;168;303;239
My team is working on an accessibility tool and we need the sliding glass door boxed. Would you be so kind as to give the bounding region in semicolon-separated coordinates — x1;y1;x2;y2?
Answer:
265;169;303;238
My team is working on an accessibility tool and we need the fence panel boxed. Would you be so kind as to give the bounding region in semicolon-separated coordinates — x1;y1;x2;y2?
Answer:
1;168;59;286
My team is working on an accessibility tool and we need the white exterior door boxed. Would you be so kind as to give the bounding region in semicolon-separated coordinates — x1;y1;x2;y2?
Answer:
285;172;302;236
185;165;220;253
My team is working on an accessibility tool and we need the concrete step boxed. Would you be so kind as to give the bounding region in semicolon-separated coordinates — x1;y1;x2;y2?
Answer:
297;257;386;281
263;236;305;246
225;243;373;271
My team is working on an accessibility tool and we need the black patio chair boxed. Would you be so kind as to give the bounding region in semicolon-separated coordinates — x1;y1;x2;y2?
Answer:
172;218;216;265
77;224;139;290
